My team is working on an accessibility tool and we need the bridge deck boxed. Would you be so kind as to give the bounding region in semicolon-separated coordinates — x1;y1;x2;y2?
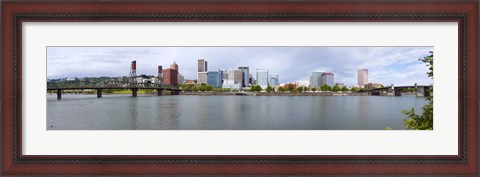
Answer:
47;87;180;91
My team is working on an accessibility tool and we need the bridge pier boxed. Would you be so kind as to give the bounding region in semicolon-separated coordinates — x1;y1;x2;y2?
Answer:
131;88;138;97
97;89;102;98
157;89;162;96
416;87;431;97
394;89;401;96
57;89;61;100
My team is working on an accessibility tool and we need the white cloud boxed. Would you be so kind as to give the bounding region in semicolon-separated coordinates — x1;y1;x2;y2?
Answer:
47;46;433;86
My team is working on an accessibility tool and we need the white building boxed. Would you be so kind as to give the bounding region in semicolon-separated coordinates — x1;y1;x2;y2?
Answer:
197;72;208;84
357;69;368;88
256;69;269;89
270;73;279;86
295;80;310;87
222;79;241;90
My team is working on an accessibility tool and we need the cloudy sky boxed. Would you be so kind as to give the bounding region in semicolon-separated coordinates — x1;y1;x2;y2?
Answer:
47;46;433;86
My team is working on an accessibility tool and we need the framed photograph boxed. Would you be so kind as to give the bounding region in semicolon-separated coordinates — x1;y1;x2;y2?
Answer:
2;0;478;176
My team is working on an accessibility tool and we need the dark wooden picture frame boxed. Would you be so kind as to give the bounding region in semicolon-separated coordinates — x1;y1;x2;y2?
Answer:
1;0;478;176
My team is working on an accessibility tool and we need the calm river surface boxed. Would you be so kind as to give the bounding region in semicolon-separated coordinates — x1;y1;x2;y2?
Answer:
47;95;428;130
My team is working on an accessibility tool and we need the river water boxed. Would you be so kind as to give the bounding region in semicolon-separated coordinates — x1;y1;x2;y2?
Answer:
47;94;428;130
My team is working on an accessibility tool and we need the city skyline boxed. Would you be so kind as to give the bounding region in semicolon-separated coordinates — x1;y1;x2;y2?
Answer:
47;46;433;86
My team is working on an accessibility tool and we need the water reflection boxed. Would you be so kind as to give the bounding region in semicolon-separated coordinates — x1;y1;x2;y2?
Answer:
47;95;428;130
128;97;138;129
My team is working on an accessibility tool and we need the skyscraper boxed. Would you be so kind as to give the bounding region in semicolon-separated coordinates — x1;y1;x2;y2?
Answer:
220;69;228;84
270;73;279;86
197;72;208;84
309;71;323;89
358;69;368;88
162;68;178;85
157;65;163;84
162;62;178;86
197;59;208;83
207;70;223;88
238;66;249;87
198;59;208;72
321;72;334;87
228;69;243;84
256;69;269;89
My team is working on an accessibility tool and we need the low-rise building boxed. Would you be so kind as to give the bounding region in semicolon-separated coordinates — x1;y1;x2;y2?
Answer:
222;79;241;90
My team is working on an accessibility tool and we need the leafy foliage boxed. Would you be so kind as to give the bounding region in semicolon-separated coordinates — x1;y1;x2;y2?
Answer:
332;85;340;92
266;85;273;92
286;84;295;92
402;53;433;130
297;86;307;92
320;84;332;92
251;85;262;92
402;97;433;130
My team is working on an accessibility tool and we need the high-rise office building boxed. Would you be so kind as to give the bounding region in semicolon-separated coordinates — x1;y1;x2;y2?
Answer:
249;74;253;85
162;62;178;86
197;59;208;83
321;72;334;87
162;68;178;85
220;69;228;83
197;72;208;84
357;69;368;88
157;65;163;77
310;71;324;89
256;69;269;89
228;69;243;84
238;66;249;87
270;73;279;86
157;65;163;84
198;59;208;72
207;70;223;88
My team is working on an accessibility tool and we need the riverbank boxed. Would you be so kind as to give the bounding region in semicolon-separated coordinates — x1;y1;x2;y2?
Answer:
47;90;371;96
48;90;420;96
179;91;364;96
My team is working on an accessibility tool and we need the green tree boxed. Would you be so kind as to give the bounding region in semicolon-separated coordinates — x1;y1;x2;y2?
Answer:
341;86;348;92
350;87;358;92
311;87;317;92
278;86;285;92
297;86;308;92
287;84;295;92
251;85;262;92
205;85;214;91
198;84;206;91
332;85;340;92
296;86;303;92
402;52;433;130
320;84;331;92
266;85;273;92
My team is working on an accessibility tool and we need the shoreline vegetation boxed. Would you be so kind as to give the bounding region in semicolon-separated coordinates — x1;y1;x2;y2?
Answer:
47;89;418;97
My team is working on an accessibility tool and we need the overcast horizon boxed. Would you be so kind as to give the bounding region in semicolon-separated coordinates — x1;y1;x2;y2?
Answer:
47;46;433;87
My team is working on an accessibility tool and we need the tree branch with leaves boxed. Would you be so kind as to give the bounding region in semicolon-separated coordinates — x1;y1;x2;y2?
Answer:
402;52;433;130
